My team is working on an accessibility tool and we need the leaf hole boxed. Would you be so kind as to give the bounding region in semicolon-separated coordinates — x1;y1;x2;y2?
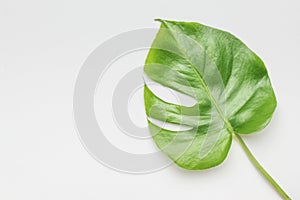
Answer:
143;73;197;107
148;117;193;132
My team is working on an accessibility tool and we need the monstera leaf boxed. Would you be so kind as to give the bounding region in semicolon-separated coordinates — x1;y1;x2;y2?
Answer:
144;19;290;199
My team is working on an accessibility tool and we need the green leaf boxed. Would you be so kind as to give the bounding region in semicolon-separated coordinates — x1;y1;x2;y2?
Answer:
144;19;277;170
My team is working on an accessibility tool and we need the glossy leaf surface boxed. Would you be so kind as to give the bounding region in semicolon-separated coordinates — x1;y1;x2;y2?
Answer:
144;19;276;170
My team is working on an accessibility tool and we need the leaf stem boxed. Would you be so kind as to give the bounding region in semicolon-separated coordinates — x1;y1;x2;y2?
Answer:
233;132;291;200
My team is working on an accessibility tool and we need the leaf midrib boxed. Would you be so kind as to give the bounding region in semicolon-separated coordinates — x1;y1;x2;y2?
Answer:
161;21;234;135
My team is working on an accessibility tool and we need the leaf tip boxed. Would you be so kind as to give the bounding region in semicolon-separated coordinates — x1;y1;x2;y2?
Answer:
154;18;164;23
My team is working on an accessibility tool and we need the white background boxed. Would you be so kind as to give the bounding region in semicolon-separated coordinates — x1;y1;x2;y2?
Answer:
1;0;299;199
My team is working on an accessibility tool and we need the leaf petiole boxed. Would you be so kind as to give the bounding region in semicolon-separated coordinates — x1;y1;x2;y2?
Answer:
233;133;291;200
